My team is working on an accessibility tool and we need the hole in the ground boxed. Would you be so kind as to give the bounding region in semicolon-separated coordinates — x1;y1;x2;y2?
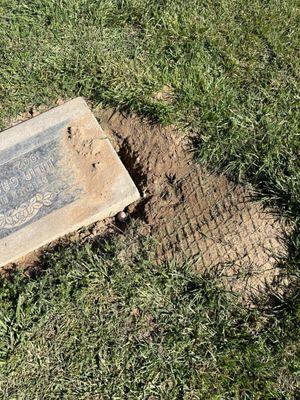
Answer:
98;109;289;301
118;137;148;193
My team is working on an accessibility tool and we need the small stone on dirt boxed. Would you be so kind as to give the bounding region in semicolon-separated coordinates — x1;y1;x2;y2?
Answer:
116;211;127;222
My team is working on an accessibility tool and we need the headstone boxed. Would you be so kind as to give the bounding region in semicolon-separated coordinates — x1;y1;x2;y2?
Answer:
0;98;140;267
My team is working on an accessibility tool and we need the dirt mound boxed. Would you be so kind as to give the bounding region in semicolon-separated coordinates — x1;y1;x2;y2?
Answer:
97;109;287;298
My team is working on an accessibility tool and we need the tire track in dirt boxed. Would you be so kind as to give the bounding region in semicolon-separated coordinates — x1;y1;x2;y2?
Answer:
98;109;287;299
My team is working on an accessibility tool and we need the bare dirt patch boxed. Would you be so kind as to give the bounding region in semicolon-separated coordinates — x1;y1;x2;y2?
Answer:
97;109;287;299
2;101;288;300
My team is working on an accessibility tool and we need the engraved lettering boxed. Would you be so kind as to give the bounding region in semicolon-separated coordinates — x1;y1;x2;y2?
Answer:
10;191;18;200
1;180;10;193
13;160;22;172
10;177;19;189
34;165;43;176
0;195;9;206
30;153;40;163
23;169;32;181
43;159;55;173
40;176;48;184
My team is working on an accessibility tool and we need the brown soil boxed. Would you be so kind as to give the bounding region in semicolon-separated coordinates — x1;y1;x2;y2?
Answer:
2;101;288;300
97;109;287;299
61;113;113;202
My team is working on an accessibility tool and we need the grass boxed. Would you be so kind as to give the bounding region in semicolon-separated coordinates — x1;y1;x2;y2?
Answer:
0;234;299;399
0;0;299;220
0;0;299;398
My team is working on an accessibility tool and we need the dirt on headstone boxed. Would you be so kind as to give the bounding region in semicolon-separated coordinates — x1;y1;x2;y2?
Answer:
0;98;139;268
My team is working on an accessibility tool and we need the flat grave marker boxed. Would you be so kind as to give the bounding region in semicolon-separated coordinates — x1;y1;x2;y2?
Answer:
0;97;140;267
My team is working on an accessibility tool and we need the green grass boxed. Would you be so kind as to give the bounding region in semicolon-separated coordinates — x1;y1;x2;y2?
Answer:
0;0;299;219
0;235;299;399
0;0;299;398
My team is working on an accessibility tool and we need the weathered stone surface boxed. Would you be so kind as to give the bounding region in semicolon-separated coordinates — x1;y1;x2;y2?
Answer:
0;98;140;267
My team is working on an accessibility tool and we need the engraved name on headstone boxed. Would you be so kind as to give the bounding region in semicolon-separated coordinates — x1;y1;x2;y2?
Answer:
0;98;140;267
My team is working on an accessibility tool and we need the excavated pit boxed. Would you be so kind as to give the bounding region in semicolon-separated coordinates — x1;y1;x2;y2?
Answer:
97;109;288;299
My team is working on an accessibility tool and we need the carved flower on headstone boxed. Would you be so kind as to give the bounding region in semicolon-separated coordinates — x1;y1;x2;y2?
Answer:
0;192;54;230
